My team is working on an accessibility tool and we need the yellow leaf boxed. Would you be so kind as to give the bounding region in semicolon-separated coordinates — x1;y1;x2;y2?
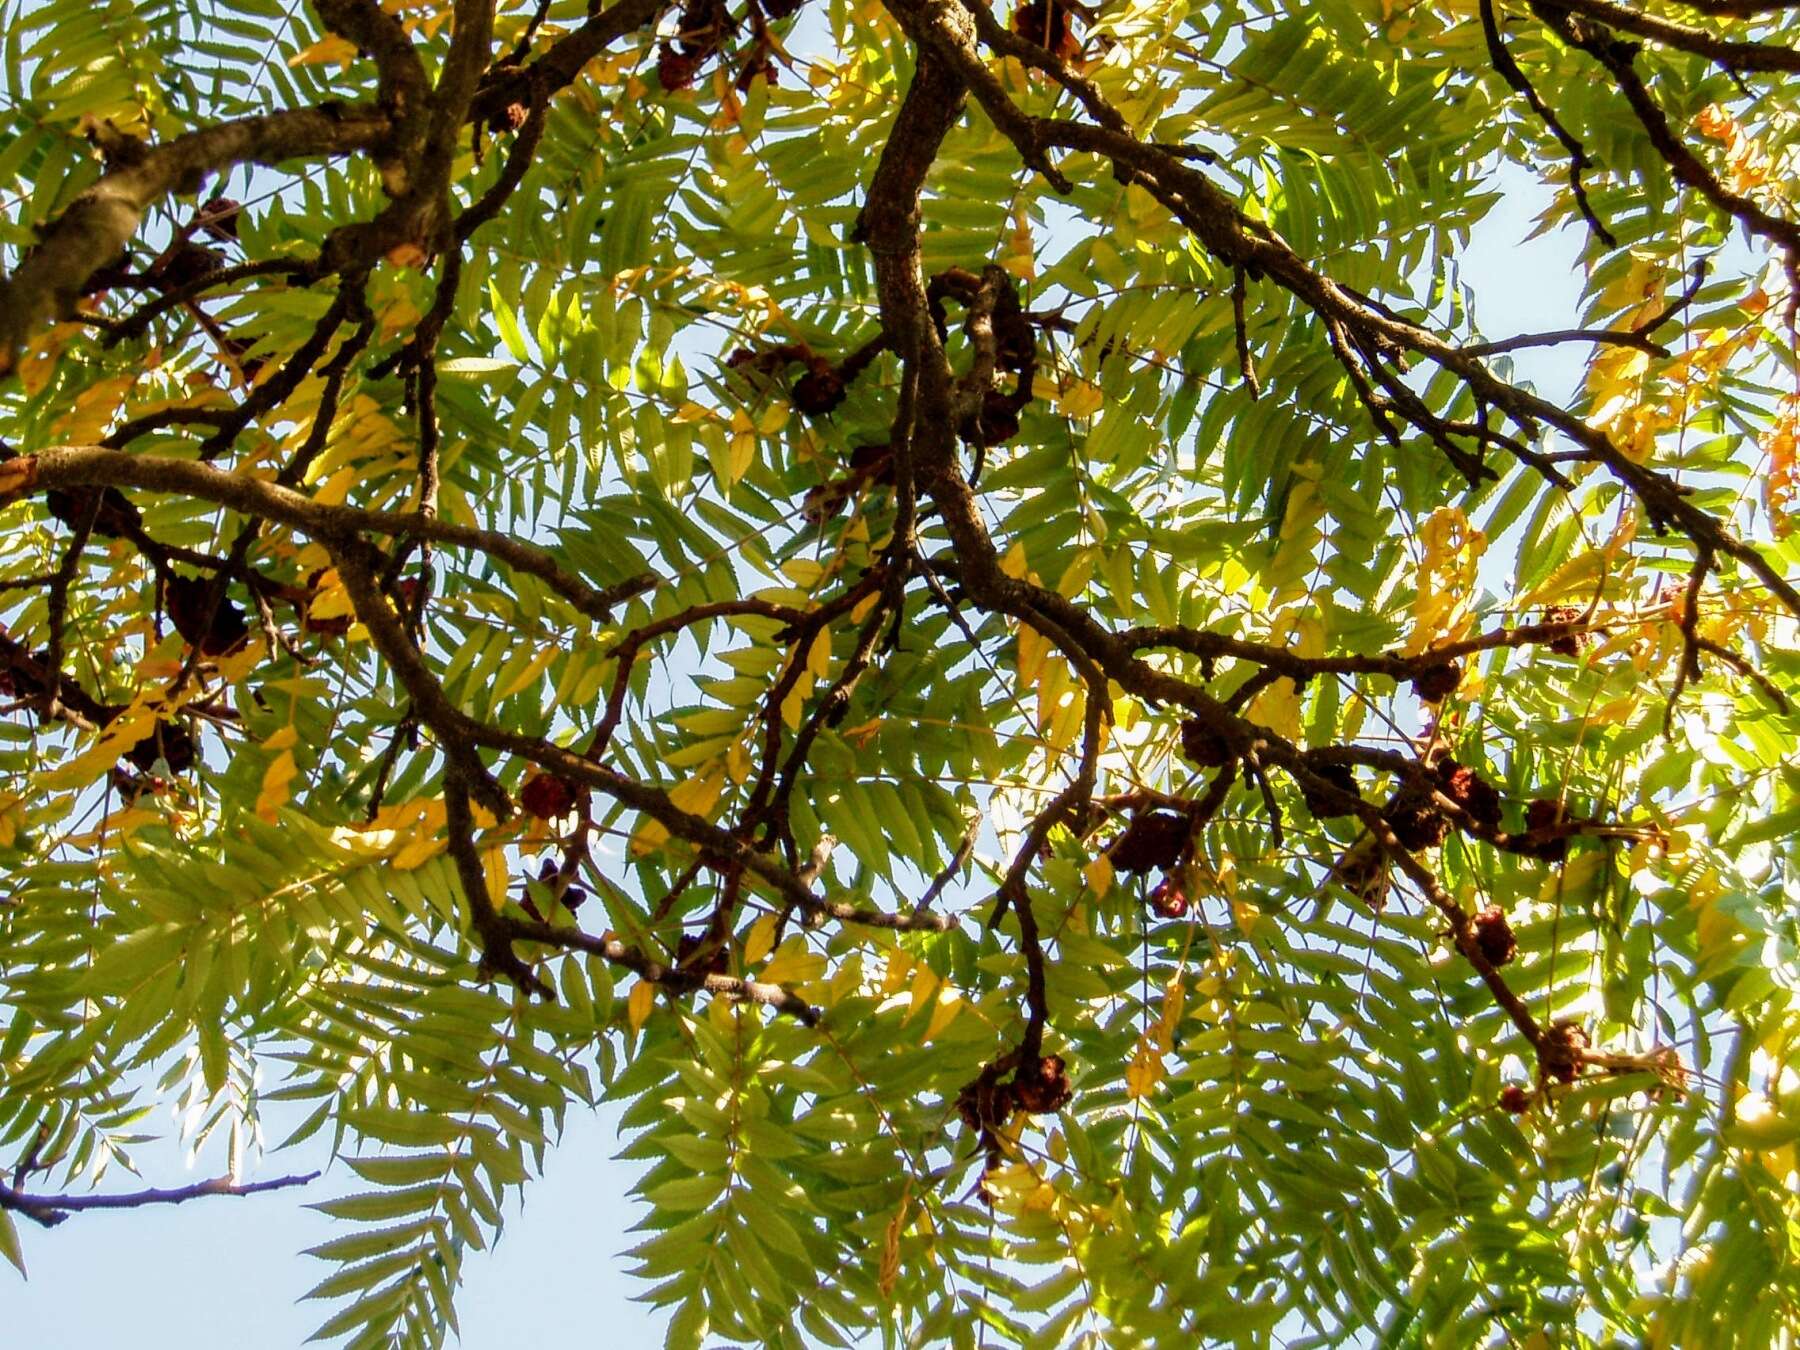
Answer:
743;914;779;966
627;978;656;1033
1000;541;1029;580
1057;380;1105;418
482;846;509;911
669;766;725;816
1248;678;1303;742
629;817;670;856
392;833;444;870
288;34;360;66
1406;506;1486;655
756;401;790;435
1057;548;1097;599
495;645;557;702
727;430;756;486
308;569;353;621
1125;1038;1164;1099
880;949;912;998
1002;207;1036;282
923;986;962;1042
806;626;832;680
900;964;938;1023
1016;623;1048;690
878;1190;911;1300
254;749;298;823
264;724;299;751
210;637;268;684
631;767;725;855
52;375;135;444
780;680;807;731
1154;977;1185;1054
17;325;80;397
1084;854;1113;899
762;937;827;985
782;558;826;588
724;739;752;784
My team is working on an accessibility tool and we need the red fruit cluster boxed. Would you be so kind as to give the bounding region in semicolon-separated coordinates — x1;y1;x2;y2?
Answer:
1014;1055;1073;1114
1410;659;1462;704
1540;1021;1589;1083
163;573;249;657
122;719;196;776
1471;905;1517;967
1522;797;1570;861
1011;0;1079;59
966;388;1021;447
1435;758;1501;829
676;933;730;976
1498;1085;1533;1115
1384;787;1447;852
1109;810;1190;874
956;1054;1072;1144
520;772;580;821
656;0;734;90
1179;716;1233;768
196;194;242;242
790;359;846;417
802;443;895;523
1147;876;1188;920
156;241;224;290
1540;605;1589;657
0;629;195;776
46;484;141;540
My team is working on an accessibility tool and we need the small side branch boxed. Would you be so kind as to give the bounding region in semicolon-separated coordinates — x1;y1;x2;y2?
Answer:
1;1170;319;1229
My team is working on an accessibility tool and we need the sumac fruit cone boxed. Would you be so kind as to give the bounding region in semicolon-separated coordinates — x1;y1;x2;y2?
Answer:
1012;0;1079;59
1410;660;1462;704
1540;1021;1588;1083
1498;1085;1533;1115
1384;787;1447;851
121;718;195;775
163;573;249;656
791;360;845;417
1013;1055;1072;1114
46;485;140;540
1471;905;1517;967
1179;717;1233;768
1148;875;1188;920
1108;810;1189;874
1436;758;1501;829
1540;605;1588;657
676;932;729;977
520;772;580;821
1523;797;1570;861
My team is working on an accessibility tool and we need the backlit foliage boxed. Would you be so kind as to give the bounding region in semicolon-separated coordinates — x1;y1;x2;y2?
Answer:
2;0;1800;1346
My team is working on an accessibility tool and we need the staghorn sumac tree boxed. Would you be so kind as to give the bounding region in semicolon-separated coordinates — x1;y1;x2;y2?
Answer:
2;0;1800;1344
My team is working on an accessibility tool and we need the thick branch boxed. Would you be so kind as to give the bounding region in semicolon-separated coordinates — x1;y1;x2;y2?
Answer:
0;106;389;373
